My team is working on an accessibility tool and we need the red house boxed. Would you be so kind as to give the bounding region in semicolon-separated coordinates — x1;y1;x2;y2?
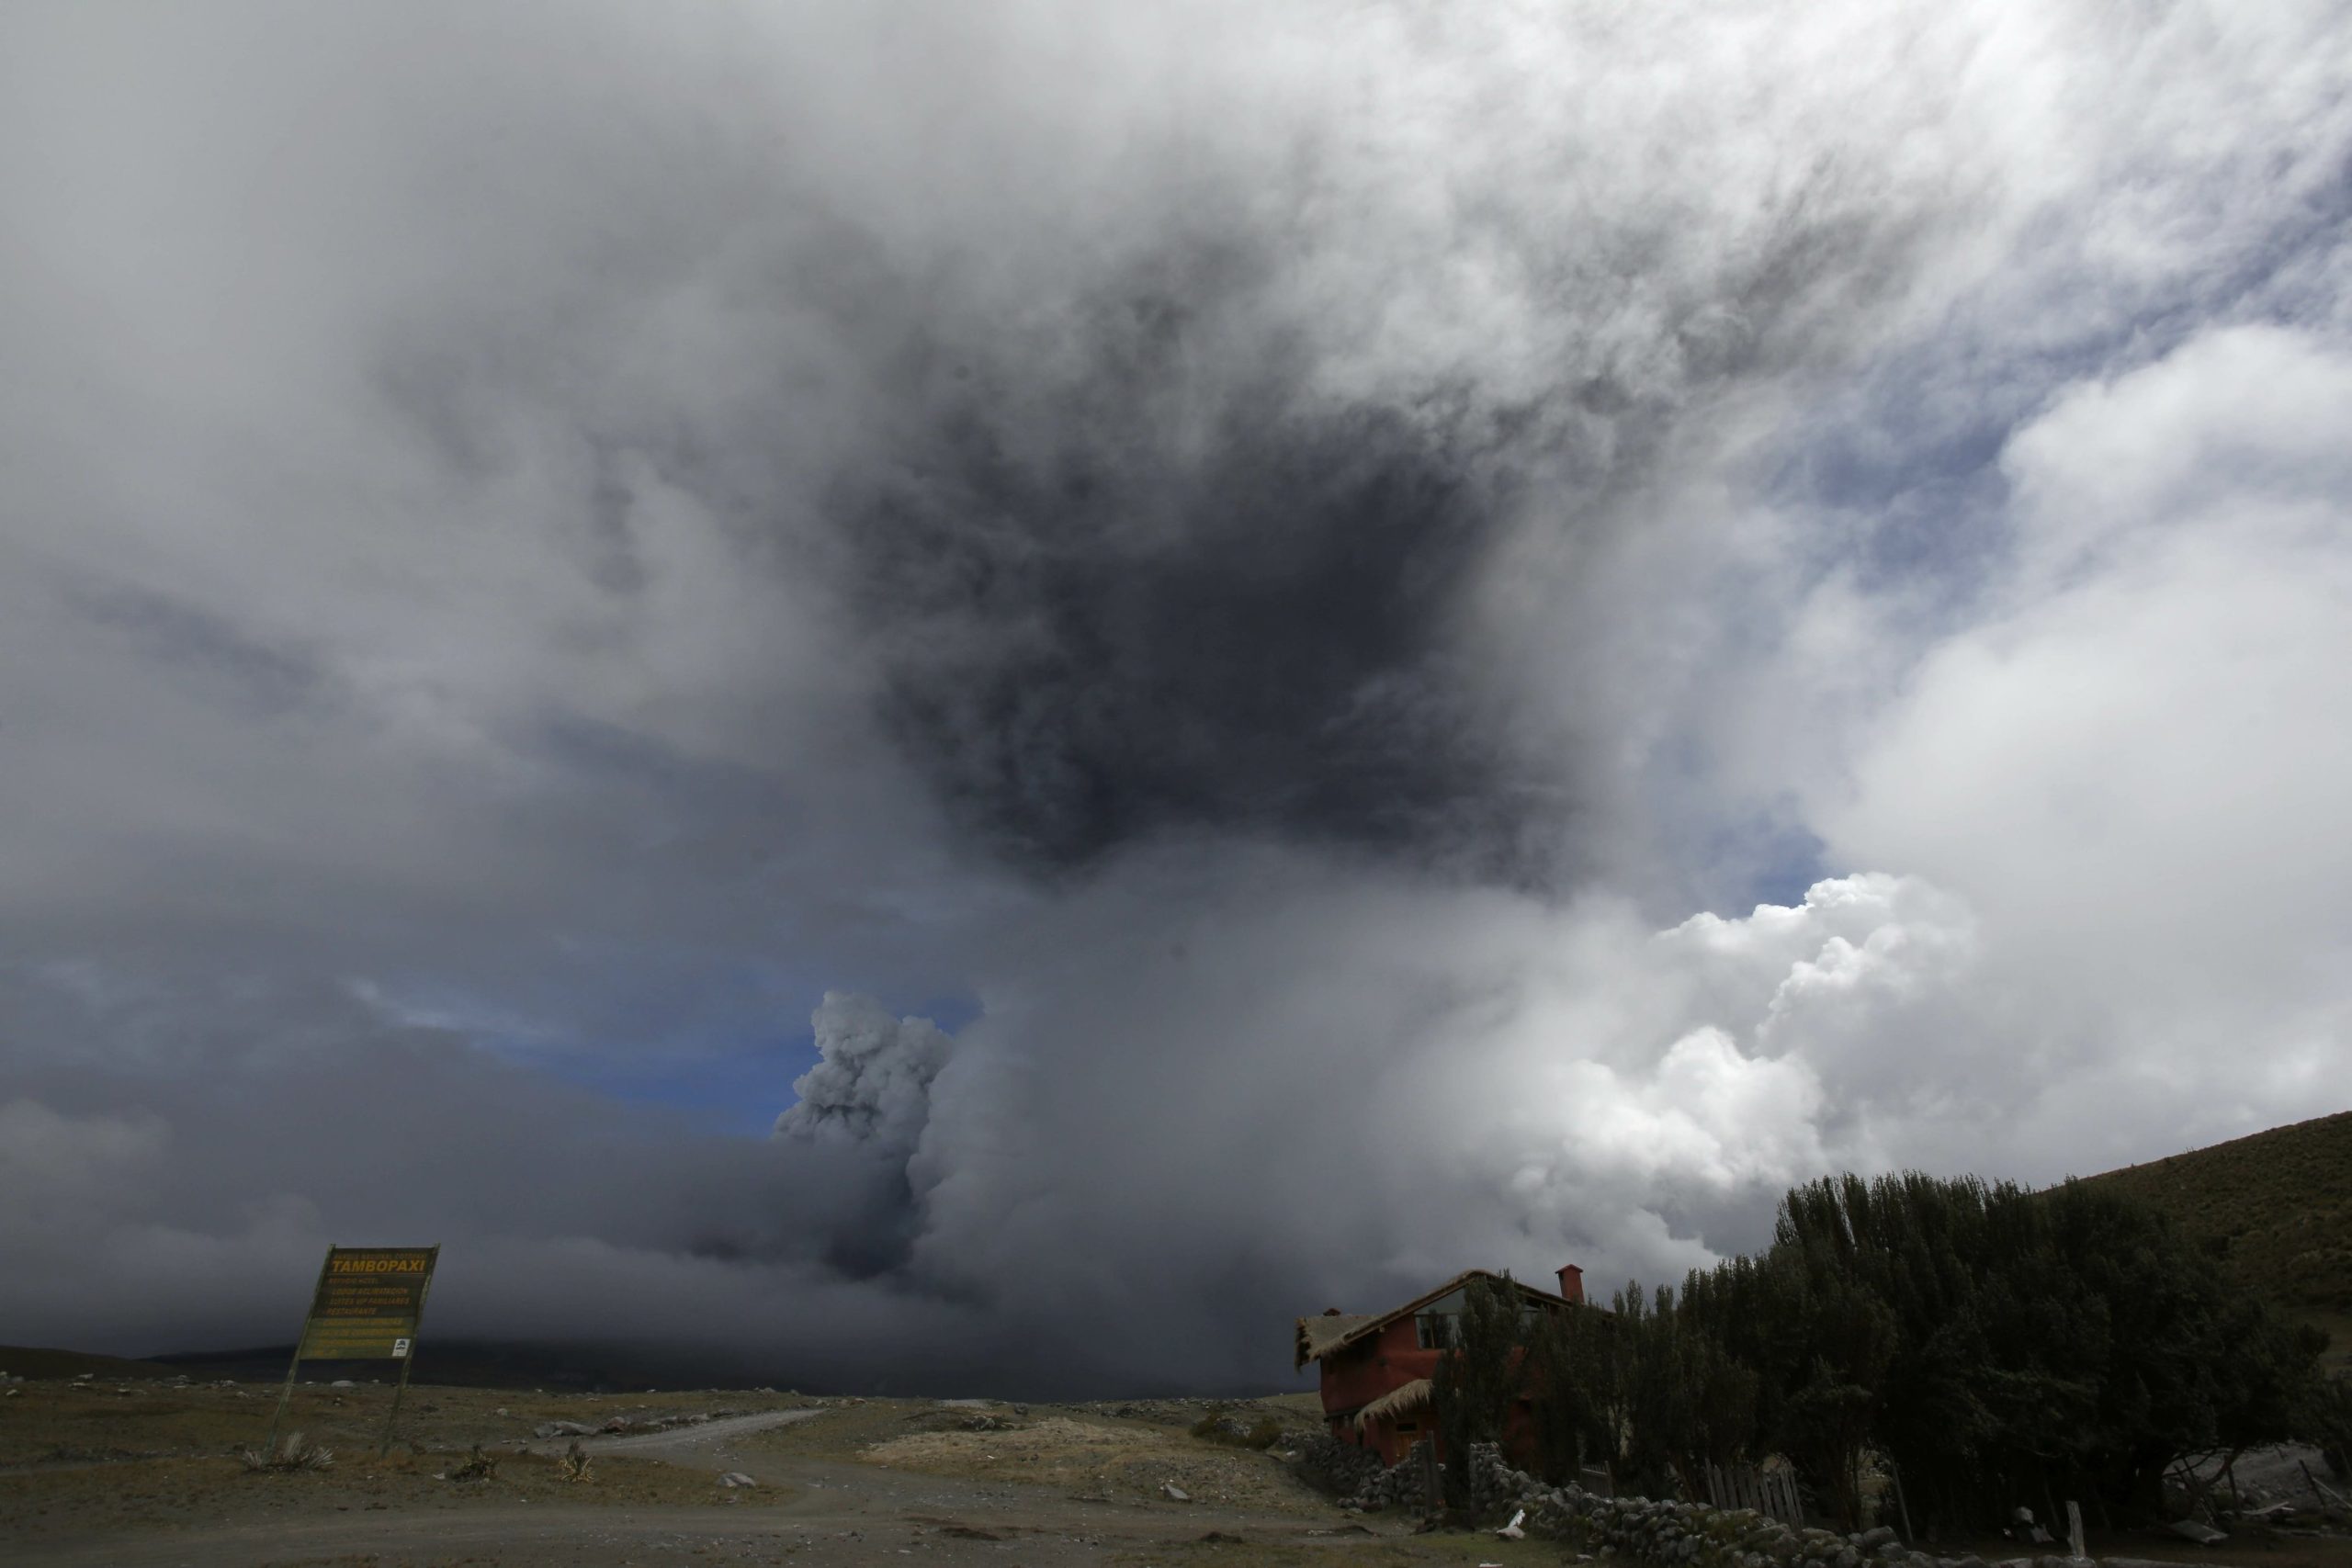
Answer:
1295;1264;1588;1467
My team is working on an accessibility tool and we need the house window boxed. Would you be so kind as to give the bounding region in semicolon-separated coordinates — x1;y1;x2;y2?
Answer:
1415;1313;1460;1349
1395;1420;1419;1433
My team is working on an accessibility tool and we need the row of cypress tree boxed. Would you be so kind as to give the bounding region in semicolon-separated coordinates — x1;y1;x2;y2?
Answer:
1433;1172;2339;1532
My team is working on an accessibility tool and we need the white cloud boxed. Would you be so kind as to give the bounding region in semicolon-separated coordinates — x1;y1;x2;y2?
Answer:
0;0;2347;1389
1827;326;2352;1037
894;858;1993;1348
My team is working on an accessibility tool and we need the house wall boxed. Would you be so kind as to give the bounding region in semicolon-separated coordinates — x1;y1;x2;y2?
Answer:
1318;1319;1553;1469
1317;1318;1443;1418
1360;1395;1544;1469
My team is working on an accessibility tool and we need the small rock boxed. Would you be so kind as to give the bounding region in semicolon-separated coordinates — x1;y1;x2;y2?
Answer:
331;1379;355;1388
718;1472;758;1488
2167;1520;2227;1545
1162;1481;1192;1502
1860;1528;1899;1550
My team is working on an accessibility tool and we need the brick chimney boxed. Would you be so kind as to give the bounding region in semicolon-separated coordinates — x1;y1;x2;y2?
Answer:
1555;1264;1585;1304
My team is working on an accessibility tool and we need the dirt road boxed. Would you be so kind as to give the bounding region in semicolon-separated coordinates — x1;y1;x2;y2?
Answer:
523;1405;825;1457
17;1418;1467;1568
1;1381;1559;1566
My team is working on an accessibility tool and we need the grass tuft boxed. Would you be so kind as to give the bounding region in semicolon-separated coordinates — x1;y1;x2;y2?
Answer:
240;1431;334;1472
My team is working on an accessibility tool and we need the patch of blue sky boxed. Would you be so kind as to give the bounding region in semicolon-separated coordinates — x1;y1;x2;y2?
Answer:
358;969;980;1137
548;1037;823;1136
553;987;980;1136
1719;818;1830;913
1766;162;2352;615
1640;747;1830;917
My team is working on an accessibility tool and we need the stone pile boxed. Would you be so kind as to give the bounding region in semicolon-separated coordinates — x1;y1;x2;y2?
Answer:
1469;1447;2110;1568
1072;1395;1283;1426
531;1409;740;1439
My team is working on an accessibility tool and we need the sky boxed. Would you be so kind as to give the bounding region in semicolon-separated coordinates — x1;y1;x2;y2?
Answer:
2;0;2348;1397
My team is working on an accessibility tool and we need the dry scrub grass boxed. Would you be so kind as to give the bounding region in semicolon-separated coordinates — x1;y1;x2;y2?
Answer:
1102;1536;1576;1568
862;1415;1326;1512
0;1376;819;1467
2086;1108;2352;1365
0;1446;789;1546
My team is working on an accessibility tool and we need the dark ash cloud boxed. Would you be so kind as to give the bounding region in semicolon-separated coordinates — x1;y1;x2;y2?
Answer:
854;343;1538;876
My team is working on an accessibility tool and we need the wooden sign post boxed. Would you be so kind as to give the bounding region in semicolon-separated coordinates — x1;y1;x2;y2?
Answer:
263;1245;441;1461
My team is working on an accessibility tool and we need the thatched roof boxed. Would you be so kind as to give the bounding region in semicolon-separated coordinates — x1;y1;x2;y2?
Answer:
1295;1313;1378;1367
1353;1377;1431;1428
1295;1268;1587;1370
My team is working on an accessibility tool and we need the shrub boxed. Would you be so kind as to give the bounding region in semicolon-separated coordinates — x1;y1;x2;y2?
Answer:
1190;1406;1291;1450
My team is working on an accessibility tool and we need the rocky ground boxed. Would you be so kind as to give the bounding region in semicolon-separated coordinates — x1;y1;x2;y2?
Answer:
3;1370;2346;1568
0;1371;1547;1565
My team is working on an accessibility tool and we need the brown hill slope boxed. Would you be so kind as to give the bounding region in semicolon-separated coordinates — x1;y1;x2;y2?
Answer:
2083;1108;2352;1368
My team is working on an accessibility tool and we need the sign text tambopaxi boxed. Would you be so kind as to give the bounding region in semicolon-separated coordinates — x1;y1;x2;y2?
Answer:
296;1247;438;1360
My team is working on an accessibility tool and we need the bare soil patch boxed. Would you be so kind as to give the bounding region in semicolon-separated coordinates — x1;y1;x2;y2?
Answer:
4;1374;1585;1567
862;1413;1327;1511
0;1447;788;1551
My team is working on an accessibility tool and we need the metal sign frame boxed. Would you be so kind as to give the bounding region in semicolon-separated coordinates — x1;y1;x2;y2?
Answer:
263;1244;441;1460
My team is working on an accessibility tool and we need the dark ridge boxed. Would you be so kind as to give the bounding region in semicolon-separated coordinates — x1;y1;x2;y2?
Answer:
0;1345;177;1381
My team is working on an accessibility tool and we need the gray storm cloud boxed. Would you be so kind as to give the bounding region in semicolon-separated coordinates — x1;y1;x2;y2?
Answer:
1;0;2347;1392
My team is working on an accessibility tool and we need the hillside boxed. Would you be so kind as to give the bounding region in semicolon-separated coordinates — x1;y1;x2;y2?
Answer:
2083;1108;2352;1368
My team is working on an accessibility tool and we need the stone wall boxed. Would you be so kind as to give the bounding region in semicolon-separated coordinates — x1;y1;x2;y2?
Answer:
1289;1429;1446;1512
1288;1428;1385;1503
1470;1447;2089;1568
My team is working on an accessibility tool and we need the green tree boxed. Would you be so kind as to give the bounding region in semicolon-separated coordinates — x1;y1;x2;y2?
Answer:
1431;1274;1527;1515
1525;1286;1628;1485
1518;1171;2329;1532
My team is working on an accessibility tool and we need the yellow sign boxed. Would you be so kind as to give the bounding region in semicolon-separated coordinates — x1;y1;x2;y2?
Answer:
296;1247;438;1360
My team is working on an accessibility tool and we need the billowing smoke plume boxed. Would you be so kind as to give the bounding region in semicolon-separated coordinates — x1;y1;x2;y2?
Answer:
775;993;954;1149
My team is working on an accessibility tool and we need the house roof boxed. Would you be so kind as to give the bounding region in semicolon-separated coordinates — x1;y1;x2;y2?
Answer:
1353;1377;1432;1428
1293;1269;1584;1370
1296;1312;1380;1365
